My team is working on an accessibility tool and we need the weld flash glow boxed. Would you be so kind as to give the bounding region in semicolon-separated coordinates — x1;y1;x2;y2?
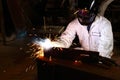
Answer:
32;38;52;58
34;38;53;50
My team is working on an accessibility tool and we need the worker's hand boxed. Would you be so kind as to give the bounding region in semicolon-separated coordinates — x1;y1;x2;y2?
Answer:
51;41;65;48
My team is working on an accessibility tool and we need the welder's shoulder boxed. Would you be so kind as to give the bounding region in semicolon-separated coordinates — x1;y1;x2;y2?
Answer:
96;15;111;24
68;18;79;25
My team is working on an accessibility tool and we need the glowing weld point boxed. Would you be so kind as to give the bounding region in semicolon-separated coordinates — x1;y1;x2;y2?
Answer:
39;38;53;50
39;47;44;57
75;60;78;63
49;56;52;61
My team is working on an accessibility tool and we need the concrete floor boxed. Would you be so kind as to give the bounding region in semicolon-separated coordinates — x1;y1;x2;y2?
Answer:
0;38;38;80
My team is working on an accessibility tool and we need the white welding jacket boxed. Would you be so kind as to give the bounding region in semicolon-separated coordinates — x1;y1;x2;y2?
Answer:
52;15;113;58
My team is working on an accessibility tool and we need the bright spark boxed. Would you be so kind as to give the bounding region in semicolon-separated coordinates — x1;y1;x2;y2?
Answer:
34;38;53;50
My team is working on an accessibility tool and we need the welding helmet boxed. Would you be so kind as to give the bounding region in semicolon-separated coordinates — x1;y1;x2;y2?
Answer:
76;0;100;25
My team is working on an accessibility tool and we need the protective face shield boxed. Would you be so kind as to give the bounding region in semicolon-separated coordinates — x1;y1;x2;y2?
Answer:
76;0;100;25
77;8;96;25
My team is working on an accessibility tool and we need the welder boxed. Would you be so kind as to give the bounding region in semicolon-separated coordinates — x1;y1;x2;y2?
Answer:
51;0;113;58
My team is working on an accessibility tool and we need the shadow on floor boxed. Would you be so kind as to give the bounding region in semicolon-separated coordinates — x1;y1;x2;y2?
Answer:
0;38;38;80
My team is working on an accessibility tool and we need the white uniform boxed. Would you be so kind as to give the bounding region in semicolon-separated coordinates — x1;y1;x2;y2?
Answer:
52;15;113;58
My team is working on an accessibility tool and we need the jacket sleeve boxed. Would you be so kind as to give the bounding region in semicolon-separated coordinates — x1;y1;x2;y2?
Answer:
52;22;76;48
98;20;113;58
